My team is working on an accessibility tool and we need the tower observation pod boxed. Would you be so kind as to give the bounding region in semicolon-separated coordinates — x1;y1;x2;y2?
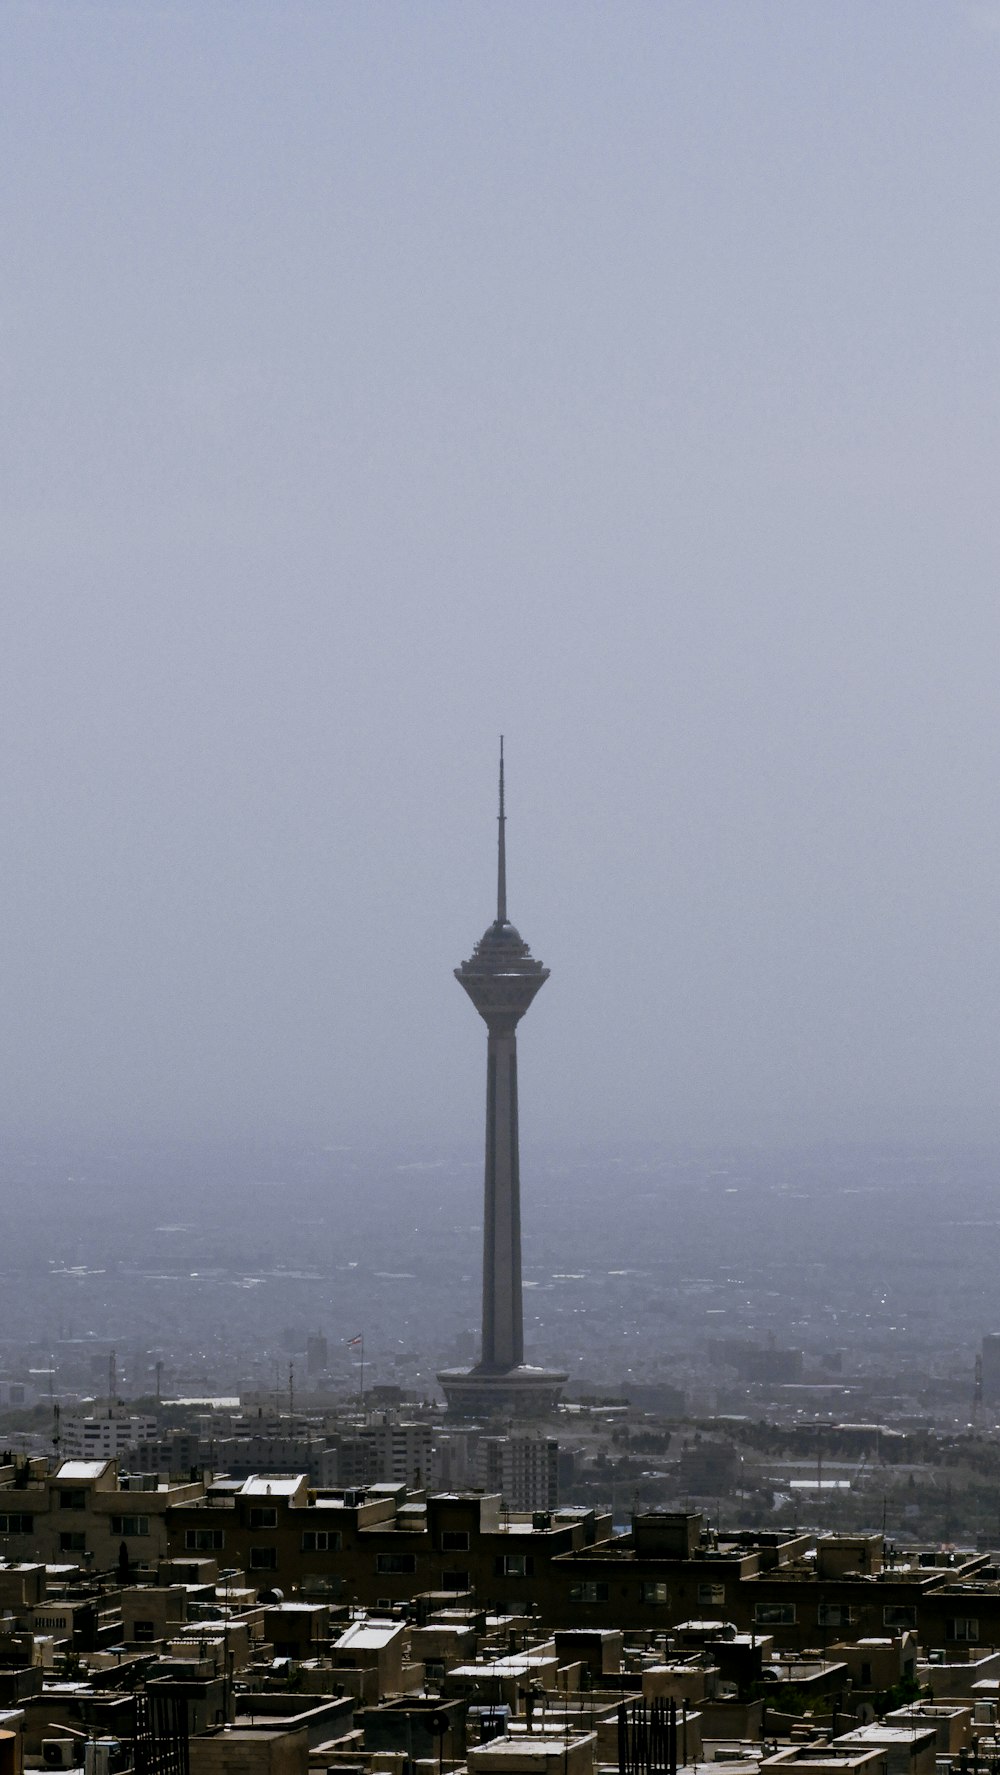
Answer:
438;743;566;1418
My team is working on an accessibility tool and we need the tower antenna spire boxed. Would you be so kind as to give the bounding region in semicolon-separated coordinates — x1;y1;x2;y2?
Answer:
497;736;507;925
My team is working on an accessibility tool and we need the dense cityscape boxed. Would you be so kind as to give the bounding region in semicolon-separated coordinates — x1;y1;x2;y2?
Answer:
5;8;1000;1775
4;769;1000;1775
3;1133;1000;1532
3;1129;1000;1775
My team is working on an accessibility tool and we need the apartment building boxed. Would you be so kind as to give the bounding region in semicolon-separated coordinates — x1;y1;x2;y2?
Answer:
60;1413;158;1461
165;1481;611;1611
475;1436;559;1513
0;1456;203;1571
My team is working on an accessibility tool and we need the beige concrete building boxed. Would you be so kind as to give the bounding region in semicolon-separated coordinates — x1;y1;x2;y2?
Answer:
0;1457;202;1572
190;1727;308;1775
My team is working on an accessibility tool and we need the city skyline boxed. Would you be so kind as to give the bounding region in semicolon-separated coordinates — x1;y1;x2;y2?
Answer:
2;14;1000;1752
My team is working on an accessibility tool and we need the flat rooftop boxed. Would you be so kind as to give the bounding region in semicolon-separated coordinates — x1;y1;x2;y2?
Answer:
334;1622;401;1651
239;1475;306;1496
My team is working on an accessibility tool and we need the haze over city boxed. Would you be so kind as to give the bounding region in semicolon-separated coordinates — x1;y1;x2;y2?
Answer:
8;22;1000;1757
3;2;998;1158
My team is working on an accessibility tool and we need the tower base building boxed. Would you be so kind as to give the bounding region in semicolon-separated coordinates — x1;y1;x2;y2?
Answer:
437;1362;565;1419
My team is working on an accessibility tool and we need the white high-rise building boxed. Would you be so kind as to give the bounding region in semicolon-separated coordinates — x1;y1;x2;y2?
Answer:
59;1412;158;1460
369;1419;434;1487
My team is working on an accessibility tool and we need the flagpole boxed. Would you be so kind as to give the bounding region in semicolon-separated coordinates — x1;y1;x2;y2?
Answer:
347;1333;365;1410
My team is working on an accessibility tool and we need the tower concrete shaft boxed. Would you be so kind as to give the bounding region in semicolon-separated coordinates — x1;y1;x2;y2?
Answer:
482;1025;522;1369
454;742;548;1375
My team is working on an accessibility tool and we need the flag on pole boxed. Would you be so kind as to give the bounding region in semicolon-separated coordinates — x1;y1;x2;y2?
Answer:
347;1334;363;1347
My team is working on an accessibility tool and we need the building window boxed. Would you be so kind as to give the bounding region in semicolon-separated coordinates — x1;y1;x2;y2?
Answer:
112;1515;150;1537
818;1603;854;1628
640;1582;669;1605
375;1552;416;1575
59;1490;87;1510
185;1528;225;1551
883;1606;917;1630
0;1513;34;1534
249;1506;278;1529
442;1570;469;1591
133;1621;156;1643
569;1581;609;1603
250;1547;277;1570
495;1554;533;1578
302;1529;341;1552
698;1583;725;1606
441;1530;470;1552
754;1604;796;1626
947;1618;979;1644
59;1532;86;1553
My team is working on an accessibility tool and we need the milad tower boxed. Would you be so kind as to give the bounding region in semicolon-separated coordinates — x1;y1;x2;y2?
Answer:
438;744;566;1417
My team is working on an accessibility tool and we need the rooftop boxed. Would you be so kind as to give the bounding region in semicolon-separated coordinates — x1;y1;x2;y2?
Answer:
469;1736;595;1758
238;1475;307;1496
334;1621;402;1651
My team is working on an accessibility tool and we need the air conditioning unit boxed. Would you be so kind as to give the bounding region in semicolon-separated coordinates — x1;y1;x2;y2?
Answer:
42;1741;78;1769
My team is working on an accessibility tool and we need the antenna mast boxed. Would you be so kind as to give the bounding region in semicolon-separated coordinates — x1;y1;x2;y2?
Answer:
497;737;507;924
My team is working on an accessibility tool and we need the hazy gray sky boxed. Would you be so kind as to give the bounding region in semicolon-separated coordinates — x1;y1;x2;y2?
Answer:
3;2;998;1150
